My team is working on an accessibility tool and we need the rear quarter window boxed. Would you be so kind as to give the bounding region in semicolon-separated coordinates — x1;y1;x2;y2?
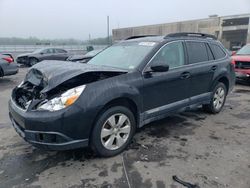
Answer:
210;44;226;59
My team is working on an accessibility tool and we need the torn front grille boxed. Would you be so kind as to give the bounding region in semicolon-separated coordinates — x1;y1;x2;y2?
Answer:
12;82;44;110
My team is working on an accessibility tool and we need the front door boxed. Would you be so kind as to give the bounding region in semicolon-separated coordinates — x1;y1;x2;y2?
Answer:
142;41;191;120
40;48;55;61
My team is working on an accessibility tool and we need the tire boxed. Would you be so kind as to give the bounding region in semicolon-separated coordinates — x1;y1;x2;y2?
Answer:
203;82;227;114
91;106;136;157
29;58;39;66
0;67;3;77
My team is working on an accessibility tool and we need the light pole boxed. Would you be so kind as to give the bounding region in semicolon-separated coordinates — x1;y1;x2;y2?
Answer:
107;16;110;45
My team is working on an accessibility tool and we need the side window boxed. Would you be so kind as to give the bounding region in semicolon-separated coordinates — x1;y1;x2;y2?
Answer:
210;44;226;59
186;41;208;64
150;41;185;69
42;49;54;54
56;49;67;53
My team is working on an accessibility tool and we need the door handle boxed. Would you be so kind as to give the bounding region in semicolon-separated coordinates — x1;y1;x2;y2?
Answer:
180;72;191;79
211;65;217;72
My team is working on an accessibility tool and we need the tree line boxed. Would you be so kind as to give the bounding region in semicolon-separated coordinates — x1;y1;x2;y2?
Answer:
0;36;112;45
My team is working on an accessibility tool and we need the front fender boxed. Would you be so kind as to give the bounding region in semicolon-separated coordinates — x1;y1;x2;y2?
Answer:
84;83;142;113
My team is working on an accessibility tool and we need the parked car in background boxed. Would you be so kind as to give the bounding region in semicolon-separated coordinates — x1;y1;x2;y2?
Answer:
9;33;235;157
0;54;18;78
231;44;250;83
16;48;69;66
67;49;102;63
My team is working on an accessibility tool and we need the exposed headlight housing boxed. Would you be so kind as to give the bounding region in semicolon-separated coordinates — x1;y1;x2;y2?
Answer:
38;85;86;111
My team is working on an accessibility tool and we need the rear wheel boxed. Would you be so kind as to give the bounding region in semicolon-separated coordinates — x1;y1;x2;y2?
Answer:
203;82;227;114
29;58;39;66
91;106;136;157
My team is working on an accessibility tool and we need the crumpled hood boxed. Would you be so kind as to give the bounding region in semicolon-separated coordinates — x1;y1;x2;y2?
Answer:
67;54;88;61
24;60;127;93
232;55;250;61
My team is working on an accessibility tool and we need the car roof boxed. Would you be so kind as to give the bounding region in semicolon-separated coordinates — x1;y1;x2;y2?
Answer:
121;36;165;43
38;47;66;50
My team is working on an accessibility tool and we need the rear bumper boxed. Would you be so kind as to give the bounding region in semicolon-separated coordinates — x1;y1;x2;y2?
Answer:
4;68;18;76
2;63;18;76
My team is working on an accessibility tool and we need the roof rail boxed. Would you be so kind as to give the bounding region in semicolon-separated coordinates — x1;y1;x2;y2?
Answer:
125;35;159;40
164;32;217;40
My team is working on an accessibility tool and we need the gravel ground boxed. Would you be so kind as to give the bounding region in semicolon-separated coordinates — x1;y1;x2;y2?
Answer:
0;67;249;188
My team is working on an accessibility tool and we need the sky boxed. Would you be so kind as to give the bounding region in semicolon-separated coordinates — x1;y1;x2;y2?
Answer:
0;0;249;40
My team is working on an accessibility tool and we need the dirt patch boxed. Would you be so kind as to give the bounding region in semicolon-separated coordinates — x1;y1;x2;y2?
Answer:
232;112;250;120
0;148;96;188
111;162;122;173
98;169;108;177
234;89;250;94
142;115;200;139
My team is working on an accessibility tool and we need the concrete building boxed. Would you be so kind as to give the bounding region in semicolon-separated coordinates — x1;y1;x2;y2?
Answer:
112;14;250;50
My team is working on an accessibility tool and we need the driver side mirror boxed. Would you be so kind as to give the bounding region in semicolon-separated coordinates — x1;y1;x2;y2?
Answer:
144;60;170;74
150;64;169;72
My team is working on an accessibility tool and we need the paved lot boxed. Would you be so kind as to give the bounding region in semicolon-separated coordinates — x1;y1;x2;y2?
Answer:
0;67;250;188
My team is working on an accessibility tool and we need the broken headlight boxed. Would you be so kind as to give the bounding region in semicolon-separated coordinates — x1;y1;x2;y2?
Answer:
38;85;86;111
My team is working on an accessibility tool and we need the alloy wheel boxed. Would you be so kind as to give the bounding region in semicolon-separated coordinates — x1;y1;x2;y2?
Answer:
101;113;131;150
213;87;225;110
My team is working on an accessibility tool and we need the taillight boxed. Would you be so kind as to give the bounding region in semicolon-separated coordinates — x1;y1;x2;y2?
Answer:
2;57;13;63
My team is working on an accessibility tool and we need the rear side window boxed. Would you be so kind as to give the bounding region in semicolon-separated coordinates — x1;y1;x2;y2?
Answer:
206;44;214;60
210;44;226;59
186;41;208;64
42;49;54;54
56;49;67;53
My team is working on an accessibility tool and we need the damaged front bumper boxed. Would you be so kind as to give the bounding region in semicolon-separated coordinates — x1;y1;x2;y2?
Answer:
8;98;96;150
235;70;250;81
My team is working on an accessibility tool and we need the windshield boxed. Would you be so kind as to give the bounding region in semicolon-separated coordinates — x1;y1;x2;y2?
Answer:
236;45;250;55
86;49;102;56
88;42;156;70
33;49;44;53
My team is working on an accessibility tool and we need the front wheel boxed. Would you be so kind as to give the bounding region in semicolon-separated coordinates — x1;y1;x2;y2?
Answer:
203;82;227;114
91;106;136;157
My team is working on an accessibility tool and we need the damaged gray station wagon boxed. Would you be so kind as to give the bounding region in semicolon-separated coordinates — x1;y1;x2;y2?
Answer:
9;33;235;157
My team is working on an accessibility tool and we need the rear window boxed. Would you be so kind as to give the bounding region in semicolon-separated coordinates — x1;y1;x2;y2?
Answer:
210;44;226;59
186;41;209;64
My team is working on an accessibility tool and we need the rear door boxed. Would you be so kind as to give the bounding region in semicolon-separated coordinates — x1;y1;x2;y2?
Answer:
53;49;68;60
184;40;216;103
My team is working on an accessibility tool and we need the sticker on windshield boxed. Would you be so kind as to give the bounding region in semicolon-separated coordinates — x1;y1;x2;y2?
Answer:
129;65;135;69
139;42;156;46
